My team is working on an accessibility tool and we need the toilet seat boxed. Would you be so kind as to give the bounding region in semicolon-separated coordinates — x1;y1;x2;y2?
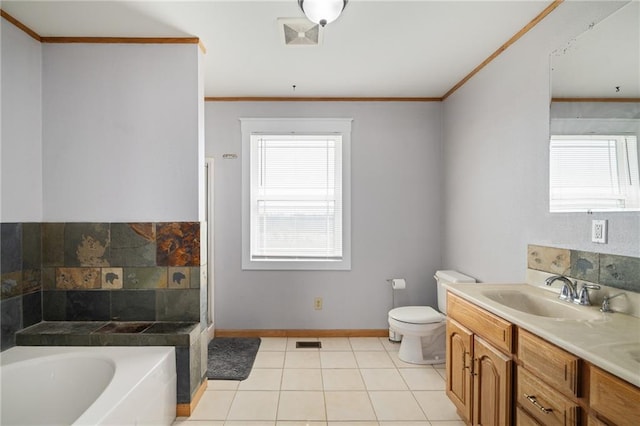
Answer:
388;306;444;324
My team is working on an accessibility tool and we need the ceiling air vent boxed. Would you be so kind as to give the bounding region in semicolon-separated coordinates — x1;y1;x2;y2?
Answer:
278;18;322;46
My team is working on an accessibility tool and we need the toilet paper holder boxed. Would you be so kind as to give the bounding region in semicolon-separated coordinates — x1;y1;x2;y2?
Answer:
386;278;406;308
387;278;406;290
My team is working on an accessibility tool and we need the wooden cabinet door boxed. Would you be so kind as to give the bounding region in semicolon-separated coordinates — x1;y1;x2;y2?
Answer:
590;366;640;426
446;318;473;422
473;335;513;426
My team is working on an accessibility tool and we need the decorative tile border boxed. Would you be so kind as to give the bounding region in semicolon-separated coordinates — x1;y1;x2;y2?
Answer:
101;268;123;289
169;267;191;289
56;267;101;290
528;244;640;293
124;267;168;289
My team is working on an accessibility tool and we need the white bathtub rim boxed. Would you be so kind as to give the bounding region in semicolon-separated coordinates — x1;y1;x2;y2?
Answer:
1;351;117;373
76;347;176;425
1;346;176;426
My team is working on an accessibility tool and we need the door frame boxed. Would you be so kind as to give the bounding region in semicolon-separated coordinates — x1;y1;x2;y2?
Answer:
205;157;215;340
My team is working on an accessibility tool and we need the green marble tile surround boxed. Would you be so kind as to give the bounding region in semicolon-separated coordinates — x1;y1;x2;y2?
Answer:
528;245;640;292
1;222;206;349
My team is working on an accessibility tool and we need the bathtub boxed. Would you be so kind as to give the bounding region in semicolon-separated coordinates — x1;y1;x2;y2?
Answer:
1;346;176;425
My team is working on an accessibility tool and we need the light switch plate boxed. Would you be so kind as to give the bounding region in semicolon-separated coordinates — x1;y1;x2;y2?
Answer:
592;219;607;243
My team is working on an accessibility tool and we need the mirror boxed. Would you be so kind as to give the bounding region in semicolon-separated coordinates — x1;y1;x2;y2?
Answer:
549;2;640;213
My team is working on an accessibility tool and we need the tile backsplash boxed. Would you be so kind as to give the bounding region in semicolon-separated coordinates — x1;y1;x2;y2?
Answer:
1;222;206;350
528;244;639;293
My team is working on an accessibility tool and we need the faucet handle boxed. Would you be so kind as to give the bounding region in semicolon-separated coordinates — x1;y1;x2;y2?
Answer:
576;284;600;306
557;279;578;301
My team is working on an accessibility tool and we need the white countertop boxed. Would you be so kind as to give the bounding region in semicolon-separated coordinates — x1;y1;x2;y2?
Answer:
444;282;640;387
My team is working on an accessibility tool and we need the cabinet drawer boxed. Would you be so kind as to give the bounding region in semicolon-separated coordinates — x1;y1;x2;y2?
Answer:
517;366;579;426
447;292;514;354
587;415;611;426
516;406;542;426
518;328;580;397
590;366;640;426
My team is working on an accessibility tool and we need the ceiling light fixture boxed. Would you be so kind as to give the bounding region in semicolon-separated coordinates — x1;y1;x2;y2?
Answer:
298;0;348;27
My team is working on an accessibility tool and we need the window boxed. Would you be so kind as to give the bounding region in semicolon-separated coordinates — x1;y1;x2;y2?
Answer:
549;134;640;212
241;118;351;270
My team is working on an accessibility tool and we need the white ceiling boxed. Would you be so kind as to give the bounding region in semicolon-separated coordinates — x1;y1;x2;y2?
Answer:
551;0;640;98
2;1;635;98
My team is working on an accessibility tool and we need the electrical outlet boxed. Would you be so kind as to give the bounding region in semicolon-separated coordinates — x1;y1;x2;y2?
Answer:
314;297;323;310
592;219;607;244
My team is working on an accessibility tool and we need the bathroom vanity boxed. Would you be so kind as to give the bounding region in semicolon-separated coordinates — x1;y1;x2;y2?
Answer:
444;284;640;426
446;292;514;425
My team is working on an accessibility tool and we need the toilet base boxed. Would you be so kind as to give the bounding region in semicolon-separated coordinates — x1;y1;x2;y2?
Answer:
389;328;402;343
395;323;446;365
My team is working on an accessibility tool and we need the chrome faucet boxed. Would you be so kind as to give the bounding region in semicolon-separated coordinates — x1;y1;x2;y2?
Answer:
545;275;601;306
545;275;577;302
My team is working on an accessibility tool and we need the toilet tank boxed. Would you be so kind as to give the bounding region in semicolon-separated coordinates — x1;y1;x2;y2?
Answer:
435;270;476;314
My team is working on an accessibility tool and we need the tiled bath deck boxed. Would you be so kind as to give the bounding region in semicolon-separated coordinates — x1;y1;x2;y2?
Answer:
175;336;464;426
16;320;200;346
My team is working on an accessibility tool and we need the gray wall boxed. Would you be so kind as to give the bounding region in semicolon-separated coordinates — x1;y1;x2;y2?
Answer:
441;0;639;283
41;43;202;222
206;102;442;329
1;17;42;222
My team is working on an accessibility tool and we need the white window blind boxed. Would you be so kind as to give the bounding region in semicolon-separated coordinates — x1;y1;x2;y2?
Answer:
250;134;343;260
241;118;352;271
550;135;640;212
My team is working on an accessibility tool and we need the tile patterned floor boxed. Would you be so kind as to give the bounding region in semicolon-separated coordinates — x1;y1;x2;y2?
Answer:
174;337;464;426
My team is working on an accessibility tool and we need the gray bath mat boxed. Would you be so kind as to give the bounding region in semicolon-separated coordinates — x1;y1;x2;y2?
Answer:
207;337;261;380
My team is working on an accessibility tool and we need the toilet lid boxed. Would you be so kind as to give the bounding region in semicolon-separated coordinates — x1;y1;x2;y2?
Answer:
389;306;444;324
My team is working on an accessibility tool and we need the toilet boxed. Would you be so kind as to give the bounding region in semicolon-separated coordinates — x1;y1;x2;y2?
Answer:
388;270;476;364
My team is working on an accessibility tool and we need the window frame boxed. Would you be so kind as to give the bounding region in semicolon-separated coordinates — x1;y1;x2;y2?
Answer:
241;118;352;270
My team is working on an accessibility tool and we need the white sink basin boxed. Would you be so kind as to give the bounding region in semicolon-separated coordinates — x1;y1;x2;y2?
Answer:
482;290;603;321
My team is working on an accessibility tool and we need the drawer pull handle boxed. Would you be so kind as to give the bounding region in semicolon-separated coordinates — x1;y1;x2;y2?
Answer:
524;394;553;414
